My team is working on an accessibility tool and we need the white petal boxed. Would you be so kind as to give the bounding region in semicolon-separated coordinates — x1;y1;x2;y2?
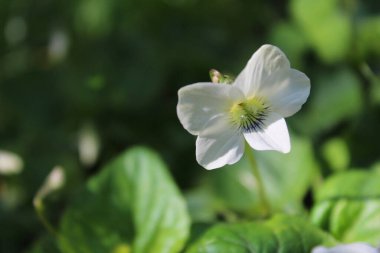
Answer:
312;243;379;253
263;69;310;118
243;114;290;153
233;44;290;97
177;82;243;136
196;129;244;170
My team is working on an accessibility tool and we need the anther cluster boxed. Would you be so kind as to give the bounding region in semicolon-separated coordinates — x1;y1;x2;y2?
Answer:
230;97;269;133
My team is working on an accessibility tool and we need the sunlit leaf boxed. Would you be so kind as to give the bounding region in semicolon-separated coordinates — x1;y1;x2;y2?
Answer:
75;0;113;37
311;170;380;245
357;16;380;58
58;147;190;253
290;0;351;63
269;22;308;68
322;138;350;172
296;68;362;135
186;215;335;253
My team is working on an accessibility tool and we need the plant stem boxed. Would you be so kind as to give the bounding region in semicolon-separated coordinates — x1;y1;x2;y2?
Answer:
33;196;75;252
33;198;58;236
245;144;271;217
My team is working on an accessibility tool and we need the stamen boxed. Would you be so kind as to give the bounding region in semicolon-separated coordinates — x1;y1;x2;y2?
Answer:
229;97;269;133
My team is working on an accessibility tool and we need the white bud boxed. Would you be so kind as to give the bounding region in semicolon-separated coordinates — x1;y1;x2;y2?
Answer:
34;166;65;207
0;150;23;175
48;30;69;63
209;69;222;83
78;123;100;167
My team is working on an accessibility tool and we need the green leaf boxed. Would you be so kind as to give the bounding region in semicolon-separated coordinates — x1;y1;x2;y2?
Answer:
185;187;218;222
75;0;113;37
207;134;318;217
322;138;350;172
269;22;308;68
357;17;380;59
290;0;351;63
311;170;380;245
58;147;190;253
315;170;380;201
186;215;334;253
296;68;362;135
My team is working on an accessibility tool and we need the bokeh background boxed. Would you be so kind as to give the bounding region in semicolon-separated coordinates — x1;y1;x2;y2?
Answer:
1;0;380;252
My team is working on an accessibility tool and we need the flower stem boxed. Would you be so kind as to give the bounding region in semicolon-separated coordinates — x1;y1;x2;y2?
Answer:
245;144;271;217
33;198;58;236
33;195;75;252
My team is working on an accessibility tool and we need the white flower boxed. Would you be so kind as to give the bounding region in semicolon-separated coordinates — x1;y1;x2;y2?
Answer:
312;243;379;253
177;44;310;169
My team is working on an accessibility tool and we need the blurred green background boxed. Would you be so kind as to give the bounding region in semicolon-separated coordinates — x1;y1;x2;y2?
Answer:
0;0;380;252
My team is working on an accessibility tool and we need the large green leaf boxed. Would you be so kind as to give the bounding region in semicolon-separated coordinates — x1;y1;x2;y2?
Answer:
58;147;190;253
311;170;380;245
206;134;318;217
186;215;334;253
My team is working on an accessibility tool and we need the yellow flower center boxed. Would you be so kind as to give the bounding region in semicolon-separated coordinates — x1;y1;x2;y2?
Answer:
229;97;269;133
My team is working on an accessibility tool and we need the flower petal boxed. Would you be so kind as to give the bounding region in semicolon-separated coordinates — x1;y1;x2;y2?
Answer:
177;82;243;136
243;114;290;153
196;129;244;170
312;243;379;253
234;44;290;97
263;69;310;118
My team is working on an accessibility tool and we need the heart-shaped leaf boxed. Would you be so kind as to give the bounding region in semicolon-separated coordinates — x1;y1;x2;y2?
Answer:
58;147;190;253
